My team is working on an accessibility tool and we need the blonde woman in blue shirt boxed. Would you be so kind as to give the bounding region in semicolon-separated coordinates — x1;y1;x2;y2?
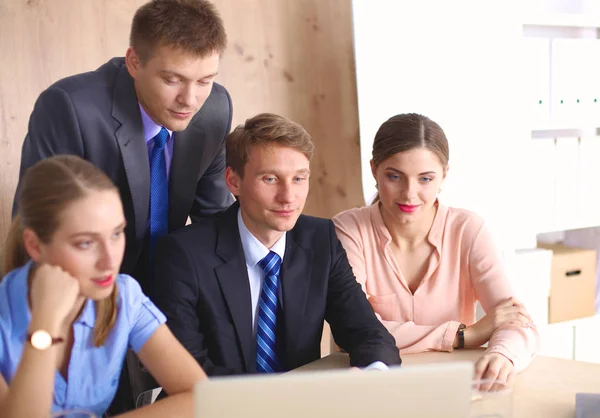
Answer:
0;156;206;417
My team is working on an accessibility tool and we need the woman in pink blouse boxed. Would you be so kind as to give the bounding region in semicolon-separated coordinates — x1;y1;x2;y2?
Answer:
333;113;539;384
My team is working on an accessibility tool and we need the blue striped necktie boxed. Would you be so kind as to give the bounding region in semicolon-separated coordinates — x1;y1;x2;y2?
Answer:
256;251;282;373
148;127;169;294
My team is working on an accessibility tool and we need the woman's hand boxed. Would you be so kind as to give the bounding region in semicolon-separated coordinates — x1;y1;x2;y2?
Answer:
474;352;515;389
29;264;81;333
464;297;533;348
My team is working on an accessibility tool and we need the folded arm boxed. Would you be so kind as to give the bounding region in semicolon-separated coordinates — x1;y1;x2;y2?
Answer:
334;217;460;353
378;319;463;353
468;224;539;372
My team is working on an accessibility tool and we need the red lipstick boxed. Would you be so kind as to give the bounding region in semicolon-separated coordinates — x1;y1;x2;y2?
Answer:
398;204;419;213
92;275;114;288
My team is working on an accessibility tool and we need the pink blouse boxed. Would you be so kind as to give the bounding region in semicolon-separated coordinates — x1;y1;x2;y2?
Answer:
333;203;539;371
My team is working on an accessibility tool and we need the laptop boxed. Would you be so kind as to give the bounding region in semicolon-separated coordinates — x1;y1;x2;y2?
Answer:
194;361;473;418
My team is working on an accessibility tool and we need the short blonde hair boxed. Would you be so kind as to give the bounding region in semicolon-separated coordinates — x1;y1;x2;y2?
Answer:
226;113;314;177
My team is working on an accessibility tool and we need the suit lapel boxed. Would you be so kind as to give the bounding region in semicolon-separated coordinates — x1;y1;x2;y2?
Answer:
169;124;206;230
112;64;149;243
281;226;313;369
214;204;256;372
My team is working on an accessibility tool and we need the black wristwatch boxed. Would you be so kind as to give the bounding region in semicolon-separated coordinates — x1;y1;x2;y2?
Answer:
457;323;466;349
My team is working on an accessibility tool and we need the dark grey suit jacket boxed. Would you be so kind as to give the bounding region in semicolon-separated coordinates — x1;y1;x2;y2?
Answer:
153;203;402;375
15;57;234;290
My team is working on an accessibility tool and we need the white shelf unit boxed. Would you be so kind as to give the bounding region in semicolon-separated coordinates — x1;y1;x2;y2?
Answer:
523;13;600;29
523;7;600;363
523;10;600;234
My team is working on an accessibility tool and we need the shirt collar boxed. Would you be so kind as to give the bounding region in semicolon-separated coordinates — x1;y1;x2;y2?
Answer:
427;200;447;249
8;261;96;330
138;104;173;144
75;298;97;329
237;208;286;269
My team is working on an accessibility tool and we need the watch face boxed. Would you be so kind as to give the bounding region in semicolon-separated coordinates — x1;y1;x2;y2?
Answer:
30;330;52;350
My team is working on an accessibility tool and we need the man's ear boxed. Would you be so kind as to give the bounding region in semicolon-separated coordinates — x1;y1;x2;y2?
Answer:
22;228;43;262
225;166;241;197
125;47;142;79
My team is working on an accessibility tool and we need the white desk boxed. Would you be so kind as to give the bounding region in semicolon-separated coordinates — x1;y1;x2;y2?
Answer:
294;350;600;417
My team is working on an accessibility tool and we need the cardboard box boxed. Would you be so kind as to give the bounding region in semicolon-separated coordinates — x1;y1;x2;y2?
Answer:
537;243;597;323
563;227;600;314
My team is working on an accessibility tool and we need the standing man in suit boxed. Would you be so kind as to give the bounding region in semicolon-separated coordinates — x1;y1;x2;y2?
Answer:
14;0;234;295
154;113;401;375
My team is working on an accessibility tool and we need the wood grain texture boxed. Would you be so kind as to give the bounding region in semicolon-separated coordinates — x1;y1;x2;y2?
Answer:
213;0;363;217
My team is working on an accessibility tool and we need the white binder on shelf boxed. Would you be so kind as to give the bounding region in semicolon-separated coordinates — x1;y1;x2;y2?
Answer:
578;136;600;228
531;138;556;233
551;39;586;127
523;37;551;129
582;40;600;126
554;137;580;231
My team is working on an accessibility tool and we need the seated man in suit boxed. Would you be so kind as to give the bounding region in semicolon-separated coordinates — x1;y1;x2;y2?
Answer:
154;113;402;375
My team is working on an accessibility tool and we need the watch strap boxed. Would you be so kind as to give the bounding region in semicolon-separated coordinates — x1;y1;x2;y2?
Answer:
26;332;64;346
457;323;466;349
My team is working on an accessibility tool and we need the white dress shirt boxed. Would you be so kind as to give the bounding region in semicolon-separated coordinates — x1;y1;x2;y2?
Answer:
236;209;388;371
237;209;286;336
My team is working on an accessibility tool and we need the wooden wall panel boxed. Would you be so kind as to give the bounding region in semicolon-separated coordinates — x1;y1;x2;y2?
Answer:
214;0;363;218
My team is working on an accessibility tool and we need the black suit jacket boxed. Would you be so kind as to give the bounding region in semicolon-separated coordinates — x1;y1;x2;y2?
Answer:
15;57;234;290
153;203;401;375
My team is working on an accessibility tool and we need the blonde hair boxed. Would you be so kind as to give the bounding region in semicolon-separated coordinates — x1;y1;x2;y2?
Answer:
5;156;119;346
226;113;314;177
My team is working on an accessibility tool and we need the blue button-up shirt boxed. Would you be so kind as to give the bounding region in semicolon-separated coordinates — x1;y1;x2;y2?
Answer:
0;262;166;416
